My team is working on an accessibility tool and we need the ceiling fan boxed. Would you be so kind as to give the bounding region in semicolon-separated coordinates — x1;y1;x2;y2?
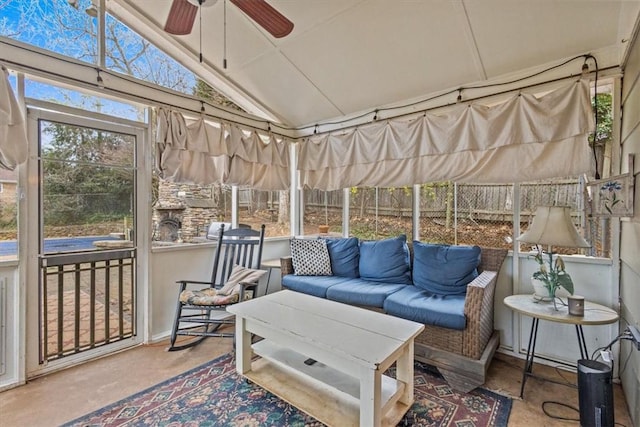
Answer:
164;0;294;38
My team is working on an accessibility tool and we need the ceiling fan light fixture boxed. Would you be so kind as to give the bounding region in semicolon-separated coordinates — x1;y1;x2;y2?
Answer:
187;0;217;7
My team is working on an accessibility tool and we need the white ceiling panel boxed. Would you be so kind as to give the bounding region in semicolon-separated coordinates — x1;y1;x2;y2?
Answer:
280;1;482;118
233;50;344;126
113;0;640;128
465;1;627;78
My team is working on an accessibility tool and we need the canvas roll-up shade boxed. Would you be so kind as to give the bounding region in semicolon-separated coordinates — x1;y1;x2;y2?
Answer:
0;68;28;170
298;79;595;190
155;108;290;189
155;108;228;185
226;125;290;190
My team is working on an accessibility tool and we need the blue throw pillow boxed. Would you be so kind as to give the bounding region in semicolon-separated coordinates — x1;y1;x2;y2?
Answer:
412;242;481;295
359;235;412;285
323;237;360;278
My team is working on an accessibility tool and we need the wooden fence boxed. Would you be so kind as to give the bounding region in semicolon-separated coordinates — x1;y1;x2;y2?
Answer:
301;180;582;222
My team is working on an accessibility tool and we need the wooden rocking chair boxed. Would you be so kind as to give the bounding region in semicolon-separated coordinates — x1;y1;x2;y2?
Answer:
168;224;265;351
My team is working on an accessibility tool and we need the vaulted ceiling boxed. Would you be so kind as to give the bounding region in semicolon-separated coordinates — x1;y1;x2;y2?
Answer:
109;0;640;129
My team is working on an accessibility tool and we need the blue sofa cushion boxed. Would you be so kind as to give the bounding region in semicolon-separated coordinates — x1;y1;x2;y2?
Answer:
325;278;407;308
323;237;360;278
383;286;467;330
359;235;412;285
413;242;481;295
282;275;353;298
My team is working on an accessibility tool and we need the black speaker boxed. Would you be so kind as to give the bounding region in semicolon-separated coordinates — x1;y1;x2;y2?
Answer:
577;359;614;427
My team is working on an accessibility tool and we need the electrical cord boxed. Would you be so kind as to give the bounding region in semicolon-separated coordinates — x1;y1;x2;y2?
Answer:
541;330;631;424
619;343;634;376
591;329;633;360
591;331;628;360
553;365;577;386
542;401;580;422
586;54;601;179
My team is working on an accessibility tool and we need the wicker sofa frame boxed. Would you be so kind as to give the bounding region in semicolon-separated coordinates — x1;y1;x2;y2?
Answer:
280;246;508;392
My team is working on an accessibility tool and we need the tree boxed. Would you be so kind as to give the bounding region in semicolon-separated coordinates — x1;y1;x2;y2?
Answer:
1;0;269;229
0;0;195;93
590;93;613;147
193;78;243;111
589;92;613;178
41;122;134;225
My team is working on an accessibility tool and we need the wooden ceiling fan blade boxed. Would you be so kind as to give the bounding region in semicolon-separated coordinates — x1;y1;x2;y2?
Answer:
165;0;199;35
230;0;294;38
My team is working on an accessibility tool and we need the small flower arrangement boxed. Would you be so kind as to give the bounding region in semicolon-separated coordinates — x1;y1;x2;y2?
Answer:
531;246;574;298
600;181;623;214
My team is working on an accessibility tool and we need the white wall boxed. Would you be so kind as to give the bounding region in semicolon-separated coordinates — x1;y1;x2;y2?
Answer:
495;254;618;368
0;263;20;391
619;22;640;426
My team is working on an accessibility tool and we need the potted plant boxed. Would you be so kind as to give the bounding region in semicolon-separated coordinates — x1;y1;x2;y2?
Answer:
531;246;573;308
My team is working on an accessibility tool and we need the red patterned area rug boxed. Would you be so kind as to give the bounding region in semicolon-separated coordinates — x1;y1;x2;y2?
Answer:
63;353;511;426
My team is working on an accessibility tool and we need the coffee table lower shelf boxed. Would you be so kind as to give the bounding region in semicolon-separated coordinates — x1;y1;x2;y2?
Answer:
246;340;410;427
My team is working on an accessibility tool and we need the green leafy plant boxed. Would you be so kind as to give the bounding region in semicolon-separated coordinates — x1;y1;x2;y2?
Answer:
532;247;574;297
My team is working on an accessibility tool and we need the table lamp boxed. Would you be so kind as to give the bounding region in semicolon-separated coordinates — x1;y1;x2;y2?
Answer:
517;206;590;309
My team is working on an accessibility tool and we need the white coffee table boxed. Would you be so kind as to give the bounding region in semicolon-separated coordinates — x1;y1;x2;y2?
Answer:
227;290;424;427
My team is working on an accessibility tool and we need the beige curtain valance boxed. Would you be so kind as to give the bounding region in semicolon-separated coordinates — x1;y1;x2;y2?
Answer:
155;108;290;189
226;124;290;190
298;79;595;190
0;68;28;170
155;108;228;185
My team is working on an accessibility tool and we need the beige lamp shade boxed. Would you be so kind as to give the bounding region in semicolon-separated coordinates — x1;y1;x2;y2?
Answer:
517;206;590;248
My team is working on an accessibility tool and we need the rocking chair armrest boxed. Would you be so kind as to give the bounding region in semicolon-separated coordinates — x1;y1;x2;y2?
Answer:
176;279;214;286
239;280;259;287
238;281;259;301
238;280;259;290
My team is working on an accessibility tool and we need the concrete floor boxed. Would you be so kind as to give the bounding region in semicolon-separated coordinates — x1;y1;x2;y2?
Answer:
0;335;633;427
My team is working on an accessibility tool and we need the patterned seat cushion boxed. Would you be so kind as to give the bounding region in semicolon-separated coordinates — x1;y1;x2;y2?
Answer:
179;264;264;306
179;288;241;306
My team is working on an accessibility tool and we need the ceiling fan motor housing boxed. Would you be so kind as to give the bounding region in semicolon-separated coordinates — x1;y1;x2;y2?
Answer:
187;0;217;7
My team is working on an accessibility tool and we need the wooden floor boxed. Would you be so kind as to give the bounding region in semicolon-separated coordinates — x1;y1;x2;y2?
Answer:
0;333;633;427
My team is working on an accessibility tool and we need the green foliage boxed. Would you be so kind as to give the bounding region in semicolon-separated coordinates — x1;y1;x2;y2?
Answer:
420;181;449;202
193;79;243;111
349;226;378;241
349;220;408;241
41;122;134;226
0;204;18;228
589;93;612;147
532;250;574;296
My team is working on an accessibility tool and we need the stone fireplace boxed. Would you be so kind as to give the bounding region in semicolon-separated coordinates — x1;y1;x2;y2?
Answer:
153;181;223;243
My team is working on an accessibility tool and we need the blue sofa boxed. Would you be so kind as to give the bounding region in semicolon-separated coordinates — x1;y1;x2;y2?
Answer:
280;235;507;392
